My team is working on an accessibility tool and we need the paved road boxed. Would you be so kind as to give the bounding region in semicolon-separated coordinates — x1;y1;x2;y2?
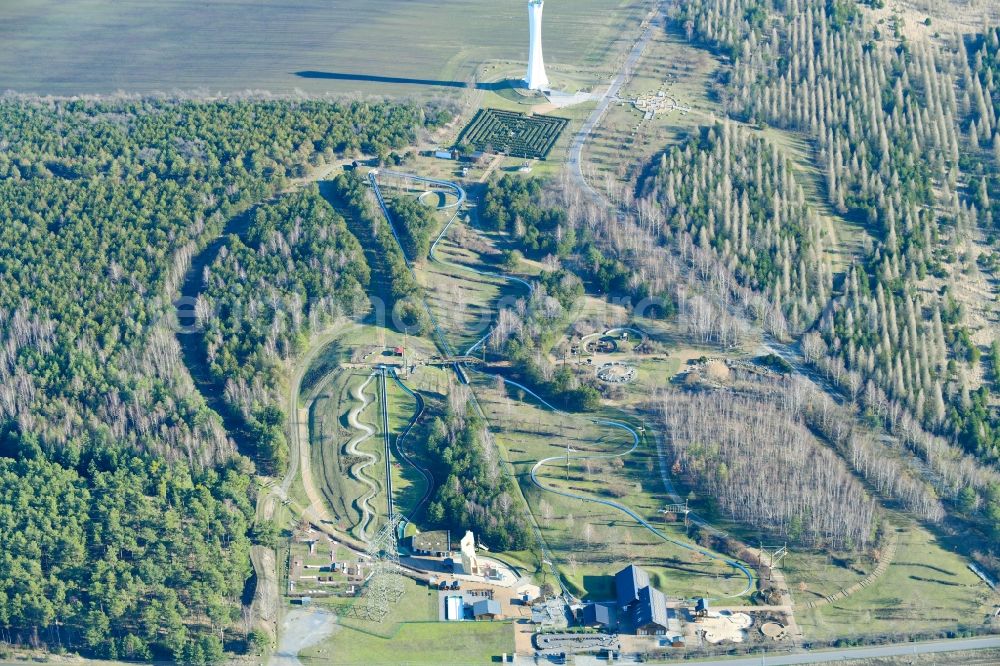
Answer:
650;635;1000;665
567;2;662;205
759;337;845;402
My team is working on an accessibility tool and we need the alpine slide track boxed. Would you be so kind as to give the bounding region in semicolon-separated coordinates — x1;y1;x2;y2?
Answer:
368;168;755;601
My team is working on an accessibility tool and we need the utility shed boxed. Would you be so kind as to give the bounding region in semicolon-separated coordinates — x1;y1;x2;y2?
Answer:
695;597;709;617
472;599;502;620
445;595;464;621
411;530;450;557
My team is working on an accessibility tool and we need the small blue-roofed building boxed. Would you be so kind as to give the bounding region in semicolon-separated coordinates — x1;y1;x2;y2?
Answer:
472;599;502;620
695;597;709;617
615;564;650;610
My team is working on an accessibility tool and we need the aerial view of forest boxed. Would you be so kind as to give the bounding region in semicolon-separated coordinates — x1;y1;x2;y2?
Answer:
1;0;999;664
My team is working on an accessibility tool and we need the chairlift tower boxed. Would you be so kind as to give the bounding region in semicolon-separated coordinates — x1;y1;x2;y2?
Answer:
661;500;691;527
757;542;789;587
525;0;550;91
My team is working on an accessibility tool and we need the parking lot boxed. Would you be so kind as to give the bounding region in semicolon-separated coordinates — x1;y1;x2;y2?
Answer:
535;632;621;655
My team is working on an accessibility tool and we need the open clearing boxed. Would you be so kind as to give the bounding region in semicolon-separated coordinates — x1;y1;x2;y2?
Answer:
794;522;995;641
301;577;513;665
470;371;754;601
0;0;649;95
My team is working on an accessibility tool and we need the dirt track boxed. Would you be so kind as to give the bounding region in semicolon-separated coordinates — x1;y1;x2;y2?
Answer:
250;545;279;640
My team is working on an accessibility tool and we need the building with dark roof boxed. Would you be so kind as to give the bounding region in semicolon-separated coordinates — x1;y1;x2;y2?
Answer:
614;564;650;609
614;564;674;636
633;585;669;635
580;602;617;629
472;599;502;620
411;530;451;557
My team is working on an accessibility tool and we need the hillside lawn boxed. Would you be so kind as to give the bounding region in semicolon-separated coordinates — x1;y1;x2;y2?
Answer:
470;371;756;601
794;521;998;641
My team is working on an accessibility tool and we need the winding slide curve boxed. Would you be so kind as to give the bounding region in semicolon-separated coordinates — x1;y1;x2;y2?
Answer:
346;371;380;540
370;170;754;599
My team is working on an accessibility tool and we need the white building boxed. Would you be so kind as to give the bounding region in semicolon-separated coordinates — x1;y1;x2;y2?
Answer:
458;530;481;576
525;0;550;91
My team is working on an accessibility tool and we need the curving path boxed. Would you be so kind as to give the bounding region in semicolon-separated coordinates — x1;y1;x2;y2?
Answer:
578;326;648;357
803;529;899;609
345;371;380;540
374;170;755;600
495;375;754;600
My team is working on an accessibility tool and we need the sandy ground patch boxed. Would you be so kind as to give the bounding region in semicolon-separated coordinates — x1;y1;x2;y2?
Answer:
268;608;338;666
690;611;753;644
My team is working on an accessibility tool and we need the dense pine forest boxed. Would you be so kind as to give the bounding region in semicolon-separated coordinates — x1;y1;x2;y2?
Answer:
653;0;1000;563
643;123;834;336
423;389;534;551
2;0;1000;656
387;196;439;261
199;187;371;473
328;172;432;334
0;98;429;660
675;0;1000;461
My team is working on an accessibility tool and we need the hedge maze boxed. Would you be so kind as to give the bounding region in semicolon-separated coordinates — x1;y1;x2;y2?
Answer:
458;108;569;160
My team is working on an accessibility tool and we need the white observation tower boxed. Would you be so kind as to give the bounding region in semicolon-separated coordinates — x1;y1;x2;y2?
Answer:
525;0;550;91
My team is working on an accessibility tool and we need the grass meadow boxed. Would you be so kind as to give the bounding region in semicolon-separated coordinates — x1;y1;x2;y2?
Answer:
470;370;756;601
0;0;649;95
793;521;997;642
303;578;514;665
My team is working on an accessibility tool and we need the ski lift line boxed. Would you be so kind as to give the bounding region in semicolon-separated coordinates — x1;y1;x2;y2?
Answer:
465;329;493;356
368;171;411;269
386;368;434;519
368;170;459;359
379;369;394;522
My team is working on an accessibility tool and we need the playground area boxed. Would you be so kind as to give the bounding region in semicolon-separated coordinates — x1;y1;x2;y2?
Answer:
692;611;753;645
